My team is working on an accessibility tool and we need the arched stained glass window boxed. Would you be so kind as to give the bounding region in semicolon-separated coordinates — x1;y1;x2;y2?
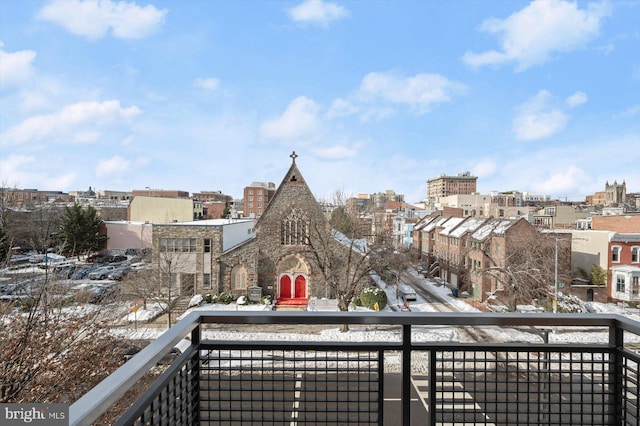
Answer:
281;208;310;245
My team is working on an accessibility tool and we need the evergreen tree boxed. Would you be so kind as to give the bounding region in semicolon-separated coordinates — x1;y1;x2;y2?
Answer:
0;225;9;264
59;204;107;257
591;264;606;286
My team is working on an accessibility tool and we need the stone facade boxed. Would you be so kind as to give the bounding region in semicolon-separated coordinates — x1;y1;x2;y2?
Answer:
150;154;353;305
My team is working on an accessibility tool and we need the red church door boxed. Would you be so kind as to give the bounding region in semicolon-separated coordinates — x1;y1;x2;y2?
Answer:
294;275;306;298
280;275;292;298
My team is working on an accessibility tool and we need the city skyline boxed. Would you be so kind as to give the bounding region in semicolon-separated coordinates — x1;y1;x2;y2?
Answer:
1;0;639;203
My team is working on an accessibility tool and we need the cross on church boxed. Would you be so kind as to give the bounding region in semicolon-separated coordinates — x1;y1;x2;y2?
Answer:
290;151;298;164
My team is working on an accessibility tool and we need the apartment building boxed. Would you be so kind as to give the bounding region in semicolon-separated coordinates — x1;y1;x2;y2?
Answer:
427;171;477;201
243;182;276;218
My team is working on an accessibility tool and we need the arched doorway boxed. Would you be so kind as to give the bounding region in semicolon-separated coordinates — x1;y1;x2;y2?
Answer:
279;275;292;299
294;275;306;298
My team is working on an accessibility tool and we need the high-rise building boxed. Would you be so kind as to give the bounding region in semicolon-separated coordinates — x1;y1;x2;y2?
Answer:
427;172;477;201
243;182;276;217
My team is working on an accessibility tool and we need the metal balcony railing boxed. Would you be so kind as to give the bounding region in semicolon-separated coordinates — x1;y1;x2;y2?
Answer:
69;312;640;425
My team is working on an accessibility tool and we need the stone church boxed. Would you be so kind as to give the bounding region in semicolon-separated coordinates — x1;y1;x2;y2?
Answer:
151;152;356;309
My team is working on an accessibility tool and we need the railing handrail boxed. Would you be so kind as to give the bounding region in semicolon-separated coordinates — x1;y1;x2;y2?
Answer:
69;311;637;425
69;313;201;426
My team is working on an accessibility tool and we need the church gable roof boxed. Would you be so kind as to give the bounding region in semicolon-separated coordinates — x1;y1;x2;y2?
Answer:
256;151;327;229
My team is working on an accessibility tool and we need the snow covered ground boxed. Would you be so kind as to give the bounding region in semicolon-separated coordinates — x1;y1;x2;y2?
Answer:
116;269;640;347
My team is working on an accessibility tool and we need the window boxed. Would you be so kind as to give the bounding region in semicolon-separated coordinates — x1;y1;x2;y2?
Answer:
281;208;310;245
204;238;211;253
616;274;626;293
159;238;197;253
203;273;211;290
232;266;247;290
632;247;639;263
612;246;621;263
632;276;639;297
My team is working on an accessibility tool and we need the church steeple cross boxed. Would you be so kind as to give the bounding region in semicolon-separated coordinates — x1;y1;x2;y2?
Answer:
290;151;298;164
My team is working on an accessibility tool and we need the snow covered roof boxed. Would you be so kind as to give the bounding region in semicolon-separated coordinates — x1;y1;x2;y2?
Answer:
439;217;465;236
414;215;439;231
471;218;515;241
423;216;449;233
449;217;487;238
155;218;255;226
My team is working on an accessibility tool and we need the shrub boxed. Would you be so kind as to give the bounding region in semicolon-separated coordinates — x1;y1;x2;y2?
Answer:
359;286;387;311
216;292;236;304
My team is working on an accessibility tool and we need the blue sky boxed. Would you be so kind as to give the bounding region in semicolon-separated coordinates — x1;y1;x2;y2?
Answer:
1;0;639;203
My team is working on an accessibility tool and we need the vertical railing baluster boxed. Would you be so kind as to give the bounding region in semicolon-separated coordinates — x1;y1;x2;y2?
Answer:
402;324;411;426
610;323;624;425
191;324;201;424
378;349;384;426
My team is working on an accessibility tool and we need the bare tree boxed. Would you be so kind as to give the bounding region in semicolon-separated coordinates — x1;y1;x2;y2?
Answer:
0;271;123;403
481;231;571;311
126;248;189;328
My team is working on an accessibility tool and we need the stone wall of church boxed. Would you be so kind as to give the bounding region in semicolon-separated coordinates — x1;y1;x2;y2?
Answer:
254;180;332;297
216;240;258;294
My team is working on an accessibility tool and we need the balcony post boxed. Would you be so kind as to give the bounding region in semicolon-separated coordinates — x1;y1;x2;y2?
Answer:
610;323;624;424
402;324;411;426
191;324;201;424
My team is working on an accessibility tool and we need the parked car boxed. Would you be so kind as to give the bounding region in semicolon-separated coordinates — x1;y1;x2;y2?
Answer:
106;255;128;263
71;265;94;280
108;266;133;281
86;252;105;263
91;283;118;302
399;284;417;301
88;265;116;280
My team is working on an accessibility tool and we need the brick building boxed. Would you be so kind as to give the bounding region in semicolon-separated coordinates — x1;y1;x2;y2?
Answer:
608;233;640;302
243;182;276;218
592;214;640;233
427;171;477;201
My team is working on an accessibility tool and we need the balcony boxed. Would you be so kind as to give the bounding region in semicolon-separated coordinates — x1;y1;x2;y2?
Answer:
70;312;640;425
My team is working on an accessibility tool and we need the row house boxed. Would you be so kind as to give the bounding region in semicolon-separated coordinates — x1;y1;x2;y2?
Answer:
467;218;546;302
416;214;450;276
414;213;571;304
441;217;489;295
609;233;640;302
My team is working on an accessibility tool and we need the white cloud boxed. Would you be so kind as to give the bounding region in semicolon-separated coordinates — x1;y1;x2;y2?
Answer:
566;91;588;108
462;0;610;71
616;104;640;118
260;96;321;139
0;154;76;189
0;42;37;89
311;141;363;159
356;71;466;115
96;156;130;178
533;165;589;195
512;90;568;141
194;78;220;91
471;158;497;178
326;98;358;119
2;100;141;144
287;0;349;27
37;0;168;40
